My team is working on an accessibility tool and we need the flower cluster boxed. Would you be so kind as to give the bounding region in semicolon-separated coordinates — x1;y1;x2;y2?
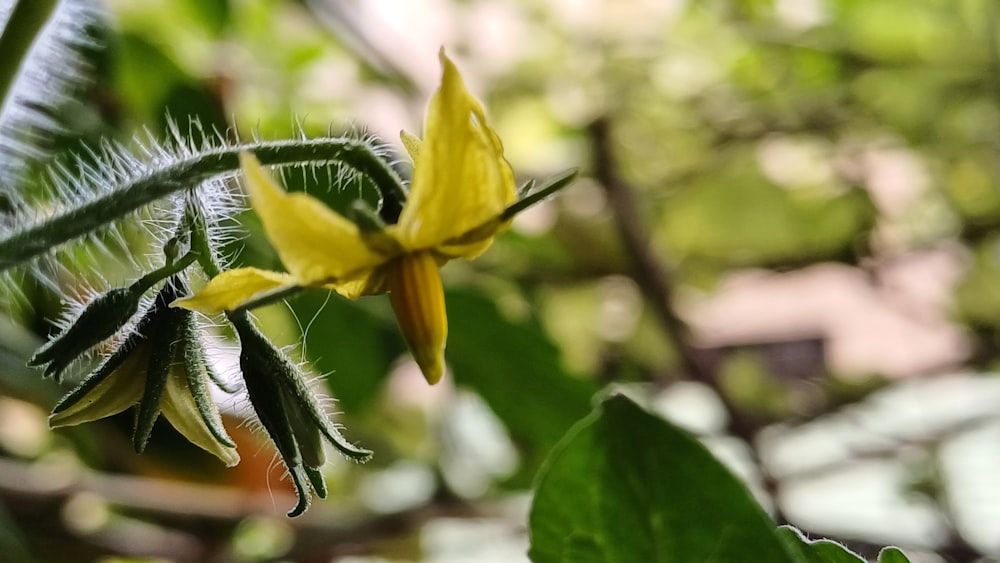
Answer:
32;49;572;515
47;277;240;466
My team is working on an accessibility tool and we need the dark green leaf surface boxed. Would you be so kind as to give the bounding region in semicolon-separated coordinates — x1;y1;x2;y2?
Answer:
778;526;865;563
877;547;912;563
529;394;794;563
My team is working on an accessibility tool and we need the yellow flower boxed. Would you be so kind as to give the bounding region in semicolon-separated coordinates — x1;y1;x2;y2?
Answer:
173;50;516;385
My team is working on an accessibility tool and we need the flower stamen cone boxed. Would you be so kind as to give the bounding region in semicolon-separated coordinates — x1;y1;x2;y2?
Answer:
388;251;447;385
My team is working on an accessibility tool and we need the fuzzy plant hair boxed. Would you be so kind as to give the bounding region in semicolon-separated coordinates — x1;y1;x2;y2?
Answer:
0;0;576;516
0;0;407;516
0;0;100;195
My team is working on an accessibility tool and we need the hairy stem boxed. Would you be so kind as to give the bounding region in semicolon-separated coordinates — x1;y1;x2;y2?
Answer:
0;0;60;108
0;137;406;270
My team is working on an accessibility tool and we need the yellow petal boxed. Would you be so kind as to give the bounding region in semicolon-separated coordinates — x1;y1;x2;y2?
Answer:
49;352;146;427
171;268;295;315
161;365;240;466
388;251;447;384
322;264;390;299
241;152;387;285
400;130;422;162
395;50;517;255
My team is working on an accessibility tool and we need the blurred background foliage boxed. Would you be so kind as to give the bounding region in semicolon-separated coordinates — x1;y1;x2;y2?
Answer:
3;0;1000;561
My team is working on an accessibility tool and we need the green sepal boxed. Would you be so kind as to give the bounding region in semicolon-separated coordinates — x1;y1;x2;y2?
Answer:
348;199;387;232
182;313;236;447
279;383;326;470
50;328;145;415
231;312;369;516
49;289;163;414
245;384;313;518
501;169;577;221
132;291;179;453
234;313;312;515
350;200;404;256
232;313;372;462
517;178;536;198
239;345;302;469
438;169;579;249
30;242;199;381
30;285;146;380
286;464;313;518
304;465;328;499
271;344;372;462
205;358;239;394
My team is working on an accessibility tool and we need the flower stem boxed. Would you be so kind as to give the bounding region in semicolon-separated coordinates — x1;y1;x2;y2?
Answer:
0;137;406;270
133;251;197;294
185;197;222;279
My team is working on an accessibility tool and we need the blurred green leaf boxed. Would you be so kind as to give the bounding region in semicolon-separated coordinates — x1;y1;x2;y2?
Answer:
113;32;185;117
446;290;596;486
158;82;228;138
0;314;59;405
528;394;794;563
656;152;873;267
290;289;392;414
178;0;230;35
0;499;31;563
955;236;1000;326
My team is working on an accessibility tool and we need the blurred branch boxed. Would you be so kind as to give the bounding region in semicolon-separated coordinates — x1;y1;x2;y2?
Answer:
587;117;767;442
0;456;300;520
300;0;419;95
0;456;483;561
587;119;700;378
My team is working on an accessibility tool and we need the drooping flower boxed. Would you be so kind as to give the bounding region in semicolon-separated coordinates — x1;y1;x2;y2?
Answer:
173;50;518;385
228;310;371;516
50;278;239;466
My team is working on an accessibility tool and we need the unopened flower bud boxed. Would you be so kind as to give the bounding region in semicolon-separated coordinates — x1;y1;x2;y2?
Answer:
49;277;239;467
230;312;369;516
30;284;147;380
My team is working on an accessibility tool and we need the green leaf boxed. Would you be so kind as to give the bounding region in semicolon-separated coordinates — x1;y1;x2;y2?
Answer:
655;150;874;268
178;0;230;35
778;526;865;562
0;499;31;563
445;290;596;486
528;394;795;563
114;33;186;117
878;547;911;563
290;290;392;414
